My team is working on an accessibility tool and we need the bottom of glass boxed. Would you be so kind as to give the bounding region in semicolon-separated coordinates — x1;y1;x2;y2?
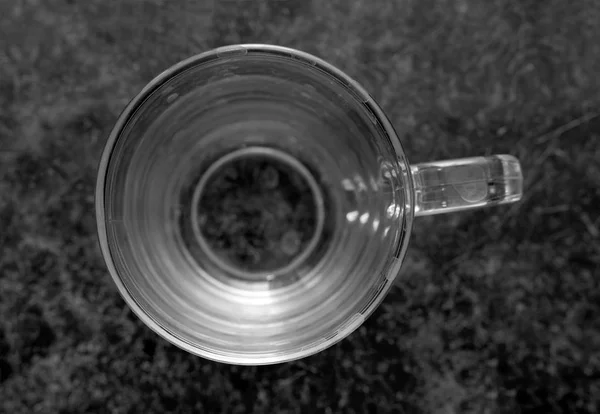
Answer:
189;146;326;281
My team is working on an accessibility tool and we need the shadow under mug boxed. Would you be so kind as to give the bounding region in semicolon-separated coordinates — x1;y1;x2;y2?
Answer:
96;44;523;365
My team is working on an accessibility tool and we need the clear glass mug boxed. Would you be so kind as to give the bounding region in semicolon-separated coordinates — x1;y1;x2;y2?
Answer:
96;44;523;365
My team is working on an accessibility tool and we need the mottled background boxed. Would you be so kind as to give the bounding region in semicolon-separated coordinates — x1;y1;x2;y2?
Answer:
1;0;600;413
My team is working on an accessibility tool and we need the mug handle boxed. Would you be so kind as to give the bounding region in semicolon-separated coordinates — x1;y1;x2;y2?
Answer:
410;154;523;216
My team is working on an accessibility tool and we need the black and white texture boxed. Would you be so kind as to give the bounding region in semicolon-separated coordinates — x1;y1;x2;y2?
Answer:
1;0;599;412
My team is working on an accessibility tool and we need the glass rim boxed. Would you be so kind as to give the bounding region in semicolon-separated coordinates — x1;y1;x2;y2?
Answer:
95;43;415;365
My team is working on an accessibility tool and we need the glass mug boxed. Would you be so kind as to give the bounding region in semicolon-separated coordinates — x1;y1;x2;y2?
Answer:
96;44;523;365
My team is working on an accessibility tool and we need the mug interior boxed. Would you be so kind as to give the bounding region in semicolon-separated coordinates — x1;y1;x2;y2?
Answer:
96;44;414;364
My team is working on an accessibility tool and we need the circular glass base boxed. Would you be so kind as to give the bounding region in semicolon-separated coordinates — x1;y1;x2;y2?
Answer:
190;146;325;281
